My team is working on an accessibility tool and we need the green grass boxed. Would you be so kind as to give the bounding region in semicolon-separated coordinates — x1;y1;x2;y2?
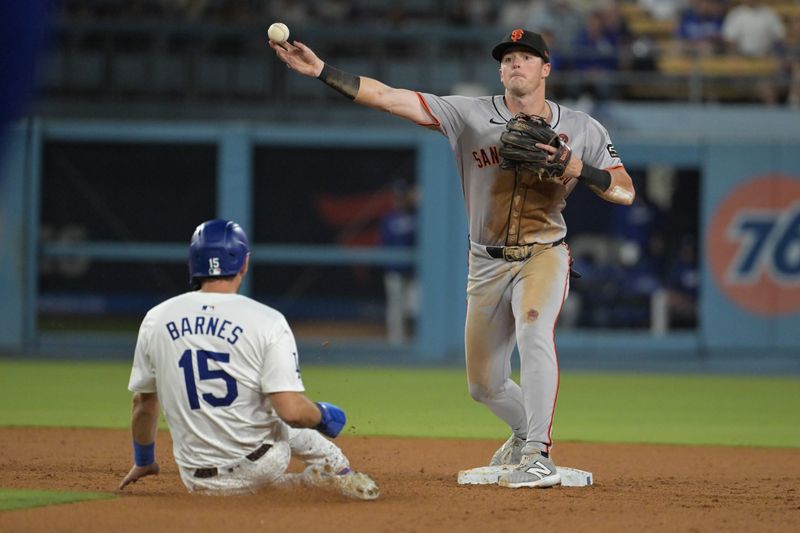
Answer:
0;360;134;428
1;360;798;447
0;488;114;511
552;373;800;447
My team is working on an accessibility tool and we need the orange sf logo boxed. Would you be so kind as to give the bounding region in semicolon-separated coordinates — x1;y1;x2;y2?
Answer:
511;29;524;42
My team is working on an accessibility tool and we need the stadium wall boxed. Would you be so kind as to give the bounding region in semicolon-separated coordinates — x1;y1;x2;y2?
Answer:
0;104;798;372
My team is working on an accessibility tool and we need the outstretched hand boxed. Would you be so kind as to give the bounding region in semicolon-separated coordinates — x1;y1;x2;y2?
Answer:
119;462;160;491
269;40;324;78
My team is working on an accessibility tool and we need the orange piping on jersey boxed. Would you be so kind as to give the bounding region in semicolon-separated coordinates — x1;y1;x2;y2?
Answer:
415;92;441;128
464;246;471;324
605;164;624;171
544;244;570;453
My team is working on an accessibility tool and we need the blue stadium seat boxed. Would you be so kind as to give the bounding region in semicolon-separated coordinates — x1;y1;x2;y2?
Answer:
66;50;104;91
153;54;187;94
112;52;149;92
39;49;65;91
196;54;229;96
234;57;268;97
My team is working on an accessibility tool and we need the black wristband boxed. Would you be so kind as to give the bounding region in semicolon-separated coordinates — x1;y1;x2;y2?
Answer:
317;64;360;100
577;164;612;192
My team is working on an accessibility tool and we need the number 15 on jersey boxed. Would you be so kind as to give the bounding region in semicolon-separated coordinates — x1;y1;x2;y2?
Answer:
178;349;239;409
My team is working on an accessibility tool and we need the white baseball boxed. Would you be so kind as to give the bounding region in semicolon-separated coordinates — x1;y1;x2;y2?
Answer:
268;22;290;44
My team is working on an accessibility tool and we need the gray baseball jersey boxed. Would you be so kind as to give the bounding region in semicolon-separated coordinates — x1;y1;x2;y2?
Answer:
416;93;623;455
418;95;621;246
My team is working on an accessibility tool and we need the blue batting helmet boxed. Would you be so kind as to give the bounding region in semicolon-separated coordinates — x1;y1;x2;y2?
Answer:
189;219;250;289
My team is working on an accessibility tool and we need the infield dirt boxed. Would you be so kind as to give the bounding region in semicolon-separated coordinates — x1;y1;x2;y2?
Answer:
1;427;798;532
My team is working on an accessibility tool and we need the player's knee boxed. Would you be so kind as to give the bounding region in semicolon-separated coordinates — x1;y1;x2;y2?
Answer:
467;382;495;403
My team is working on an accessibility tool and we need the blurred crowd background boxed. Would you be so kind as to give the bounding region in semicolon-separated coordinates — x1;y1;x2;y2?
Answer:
45;0;800;114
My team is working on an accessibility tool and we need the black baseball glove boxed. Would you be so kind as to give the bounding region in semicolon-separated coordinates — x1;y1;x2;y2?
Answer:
498;113;572;180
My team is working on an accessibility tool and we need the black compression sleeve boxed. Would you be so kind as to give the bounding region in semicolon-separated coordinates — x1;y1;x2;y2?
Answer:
317;64;360;100
577;164;612;191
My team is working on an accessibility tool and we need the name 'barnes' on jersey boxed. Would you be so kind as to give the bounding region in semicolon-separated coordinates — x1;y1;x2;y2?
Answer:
165;314;244;345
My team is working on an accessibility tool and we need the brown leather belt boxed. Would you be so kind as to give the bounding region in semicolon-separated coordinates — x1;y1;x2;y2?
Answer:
194;442;273;479
486;238;565;262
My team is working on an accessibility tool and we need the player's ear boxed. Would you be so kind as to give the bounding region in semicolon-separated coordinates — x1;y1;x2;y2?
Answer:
241;254;250;276
541;61;552;79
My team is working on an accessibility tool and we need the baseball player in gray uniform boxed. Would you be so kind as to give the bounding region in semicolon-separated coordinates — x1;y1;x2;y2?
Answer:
119;219;379;499
271;28;635;488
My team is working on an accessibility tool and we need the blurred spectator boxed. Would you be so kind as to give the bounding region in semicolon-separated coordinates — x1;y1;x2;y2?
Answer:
571;238;661;329
574;10;617;68
786;16;800;108
88;0;128;18
380;180;418;345
523;0;584;55
122;0;163;17
610;192;665;268
498;0;537;30
675;0;726;56
666;235;699;329
315;0;356;24
386;4;411;27
600;1;633;66
722;0;786;57
267;0;310;27
611;239;663;328
159;0;214;20
722;0;786;105
571;9;622;100
566;0;599;13
448;0;495;26
570;246;620;328
638;0;687;21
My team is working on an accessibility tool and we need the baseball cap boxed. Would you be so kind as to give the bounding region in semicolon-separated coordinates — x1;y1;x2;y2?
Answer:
491;29;550;63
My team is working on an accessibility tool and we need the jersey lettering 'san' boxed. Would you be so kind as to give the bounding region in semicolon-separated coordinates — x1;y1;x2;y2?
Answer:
166;315;244;345
472;146;501;168
420;94;622;246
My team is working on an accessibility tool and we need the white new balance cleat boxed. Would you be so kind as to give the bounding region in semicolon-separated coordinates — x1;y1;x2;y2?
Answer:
489;434;526;466
497;446;561;489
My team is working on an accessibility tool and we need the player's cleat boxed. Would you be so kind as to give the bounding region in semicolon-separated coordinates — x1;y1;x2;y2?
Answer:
489;434;526;466
497;447;561;489
305;465;380;500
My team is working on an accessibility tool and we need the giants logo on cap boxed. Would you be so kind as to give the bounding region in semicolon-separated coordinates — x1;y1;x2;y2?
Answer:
707;174;800;316
511;29;524;42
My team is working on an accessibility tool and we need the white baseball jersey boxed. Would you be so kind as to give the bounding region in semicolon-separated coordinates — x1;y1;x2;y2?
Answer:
418;95;621;246
128;291;305;470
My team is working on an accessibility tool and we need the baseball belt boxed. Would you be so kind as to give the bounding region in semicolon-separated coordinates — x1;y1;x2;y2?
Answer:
194;442;273;479
486;238;565;262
